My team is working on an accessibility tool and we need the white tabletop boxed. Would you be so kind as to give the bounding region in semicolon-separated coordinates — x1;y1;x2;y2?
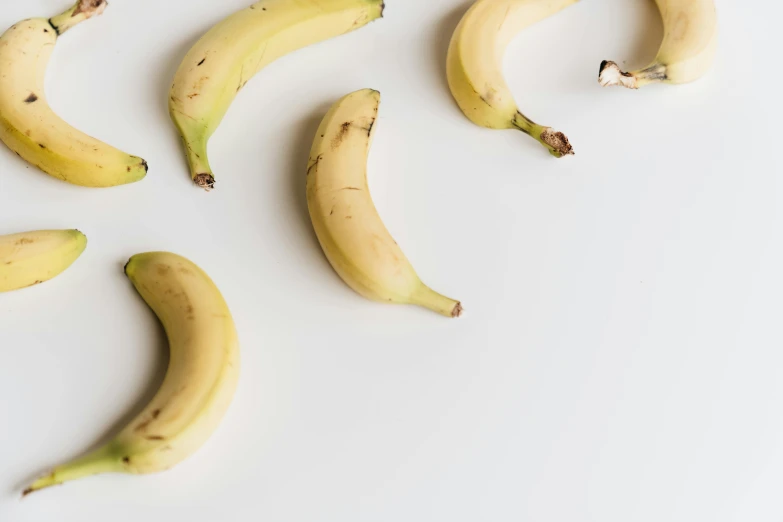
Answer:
1;0;780;520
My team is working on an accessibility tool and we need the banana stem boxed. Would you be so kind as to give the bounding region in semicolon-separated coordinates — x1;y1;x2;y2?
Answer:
511;112;574;158
185;142;215;191
22;445;124;497
411;285;463;318
598;60;668;89
49;0;108;35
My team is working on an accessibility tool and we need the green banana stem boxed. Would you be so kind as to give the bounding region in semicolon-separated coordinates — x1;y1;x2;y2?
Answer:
411;285;463;318
23;445;124;497
511;112;574;158
182;138;215;190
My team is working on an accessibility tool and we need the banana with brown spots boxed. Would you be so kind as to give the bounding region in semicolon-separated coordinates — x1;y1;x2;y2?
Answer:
170;0;385;190
24;252;240;495
0;230;86;293
307;89;462;318
447;0;578;158
0;1;148;187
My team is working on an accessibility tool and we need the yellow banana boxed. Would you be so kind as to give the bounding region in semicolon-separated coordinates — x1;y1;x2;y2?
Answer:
307;89;462;318
0;0;148;187
170;0;385;190
0;230;86;293
24;252;240;495
447;0;577;157
599;0;717;88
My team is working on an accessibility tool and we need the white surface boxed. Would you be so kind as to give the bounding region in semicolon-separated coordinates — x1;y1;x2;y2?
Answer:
0;0;781;520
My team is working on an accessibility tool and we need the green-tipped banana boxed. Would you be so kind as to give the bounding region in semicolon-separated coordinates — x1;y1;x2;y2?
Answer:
307;89;462;318
0;0;148;187
0;230;86;293
599;0;717;88
24;252;239;495
447;0;577;157
170;0;385;190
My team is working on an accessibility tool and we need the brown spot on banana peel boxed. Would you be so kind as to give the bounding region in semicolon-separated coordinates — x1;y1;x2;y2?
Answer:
307;154;323;176
48;20;61;35
331;119;376;150
332;121;353;150
24;93;38;103
134;408;162;432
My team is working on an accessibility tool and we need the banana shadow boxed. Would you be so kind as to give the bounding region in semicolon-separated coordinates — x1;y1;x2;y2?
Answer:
15;273;169;495
622;0;665;71
430;0;473;107
152;32;206;187
604;1;663;76
283;106;342;277
85;266;170;453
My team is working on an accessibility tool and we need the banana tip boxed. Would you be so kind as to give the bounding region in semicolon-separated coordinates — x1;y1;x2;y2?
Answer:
452;303;463;318
540;129;573;157
598;60;637;89
194;173;215;191
76;0;109;18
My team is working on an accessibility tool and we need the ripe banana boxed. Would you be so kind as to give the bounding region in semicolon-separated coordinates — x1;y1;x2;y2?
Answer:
0;230;86;293
307;89;462;318
24;252;240;495
447;0;577;158
170;0;385;190
599;0;717;89
0;0;148;187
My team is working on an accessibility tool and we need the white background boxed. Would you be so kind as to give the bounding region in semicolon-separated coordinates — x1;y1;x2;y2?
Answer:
0;0;780;520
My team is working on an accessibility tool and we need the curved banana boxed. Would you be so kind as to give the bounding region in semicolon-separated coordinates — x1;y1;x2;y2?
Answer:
599;0;717;89
24;252;240;495
170;0;385;190
307;89;462;318
0;230;86;293
447;0;577;158
0;0;148;187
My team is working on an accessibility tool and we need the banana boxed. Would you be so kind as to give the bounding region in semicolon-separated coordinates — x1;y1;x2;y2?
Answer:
0;230;86;293
170;0;385;190
24;252;240;495
447;0;577;158
0;0;148;187
307;89;462;318
599;0;717;89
